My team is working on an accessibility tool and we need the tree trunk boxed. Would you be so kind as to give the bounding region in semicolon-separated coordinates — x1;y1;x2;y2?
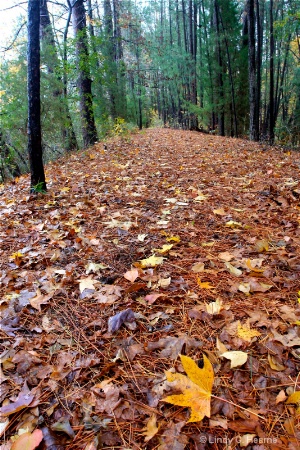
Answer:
40;0;78;151
269;0;275;144
27;0;46;192
214;0;225;136
247;0;259;141
72;0;98;148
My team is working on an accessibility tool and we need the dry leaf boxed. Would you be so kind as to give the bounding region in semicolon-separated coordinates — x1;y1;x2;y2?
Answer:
286;391;300;415
85;262;109;274
206;299;222;315
124;268;139;282
239;434;256;447
154;244;173;254
224;262;243;277
197;277;214;289
221;351;248;368
213;208;226;215
145;293;164;304
191;262;205;273
142;414;159;442
162;354;214;422
11;429;43;450
79;277;97;293
0;385;34;416
255;239;269;252
237;320;261;342
218;251;235;262
268;354;285;371
138;255;164;268
225;220;243;228
276;390;287;404
108;308;136;333
147;335;203;359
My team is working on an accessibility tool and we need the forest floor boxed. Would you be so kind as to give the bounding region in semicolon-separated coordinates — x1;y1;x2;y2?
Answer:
0;128;300;450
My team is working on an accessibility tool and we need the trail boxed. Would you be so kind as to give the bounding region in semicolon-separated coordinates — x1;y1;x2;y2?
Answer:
0;129;299;449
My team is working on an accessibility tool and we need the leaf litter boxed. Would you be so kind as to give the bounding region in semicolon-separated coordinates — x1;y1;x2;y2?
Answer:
0;128;300;448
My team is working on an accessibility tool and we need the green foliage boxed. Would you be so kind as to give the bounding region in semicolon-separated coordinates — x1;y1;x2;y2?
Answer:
31;181;47;194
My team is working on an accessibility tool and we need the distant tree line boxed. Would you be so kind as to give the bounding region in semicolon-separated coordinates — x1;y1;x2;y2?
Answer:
0;0;299;185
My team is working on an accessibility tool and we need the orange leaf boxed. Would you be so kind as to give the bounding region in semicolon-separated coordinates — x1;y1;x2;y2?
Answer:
11;429;43;450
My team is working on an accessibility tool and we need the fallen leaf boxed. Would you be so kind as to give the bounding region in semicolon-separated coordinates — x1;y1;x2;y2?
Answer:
108;309;136;333
239;434;256;447
216;337;228;354
157;420;188;450
197;278;214;289
271;328;300;347
213;208;226;215
218;251;235;262
225;220;243;228
276;390;287;404
147;335;203;359
286;391;300;415
206;299;222;315
30;289;53;312
145;293;164;304
137;233;147;242
254;239;269;252
268;354;285;371
154;244;173;254
138;255;164;268
224;262;242;277
166;235;180;243
79;277;97;293
191;262;205;273
237;320;261;342
221;351;248;368
124;268;139;283
11;429;43;450
162;354;214;422
0;385;35;416
245;259;264;272
85;262;109;274
142;414;159;442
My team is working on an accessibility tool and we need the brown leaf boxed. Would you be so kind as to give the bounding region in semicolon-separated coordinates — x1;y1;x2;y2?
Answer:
0;384;35;417
147;335;203;359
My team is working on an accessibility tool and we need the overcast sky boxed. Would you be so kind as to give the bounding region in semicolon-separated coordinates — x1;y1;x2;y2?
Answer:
0;0;27;54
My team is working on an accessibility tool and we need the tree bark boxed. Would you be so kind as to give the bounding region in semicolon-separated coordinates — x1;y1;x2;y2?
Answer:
72;0;98;148
269;0;275;144
27;0;46;191
40;0;78;151
247;0;259;141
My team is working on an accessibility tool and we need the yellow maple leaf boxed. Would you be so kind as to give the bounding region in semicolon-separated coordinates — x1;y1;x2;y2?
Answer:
162;354;214;422
138;255;164;268
237;320;261;342
286;391;300;415
9;251;23;260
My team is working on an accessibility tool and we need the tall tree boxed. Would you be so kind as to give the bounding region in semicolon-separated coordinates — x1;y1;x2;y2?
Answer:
40;0;78;151
27;0;46;191
247;0;259;141
269;0;275;144
72;0;98;147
